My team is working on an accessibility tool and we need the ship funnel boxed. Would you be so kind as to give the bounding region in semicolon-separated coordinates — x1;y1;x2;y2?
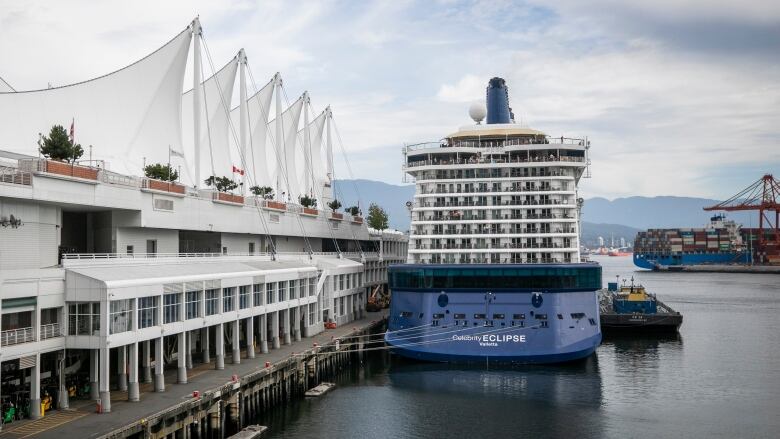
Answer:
486;77;514;124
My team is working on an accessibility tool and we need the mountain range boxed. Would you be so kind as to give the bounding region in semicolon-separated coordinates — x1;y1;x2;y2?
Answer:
332;179;752;246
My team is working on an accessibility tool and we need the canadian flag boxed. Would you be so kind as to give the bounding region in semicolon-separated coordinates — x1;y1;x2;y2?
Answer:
232;165;244;176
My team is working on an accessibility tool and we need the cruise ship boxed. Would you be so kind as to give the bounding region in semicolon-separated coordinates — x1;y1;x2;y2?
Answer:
385;78;602;363
0;18;406;418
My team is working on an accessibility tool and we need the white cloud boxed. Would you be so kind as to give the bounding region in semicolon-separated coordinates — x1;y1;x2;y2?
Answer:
437;74;484;103
0;0;777;198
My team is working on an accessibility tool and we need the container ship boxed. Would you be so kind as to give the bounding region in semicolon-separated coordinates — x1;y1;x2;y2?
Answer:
385;77;602;364
633;215;750;270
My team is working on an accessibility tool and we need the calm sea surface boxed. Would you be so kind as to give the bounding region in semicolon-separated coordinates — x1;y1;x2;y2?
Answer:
260;256;780;438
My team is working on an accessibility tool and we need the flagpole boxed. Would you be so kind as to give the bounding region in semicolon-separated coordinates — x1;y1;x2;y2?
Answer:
168;145;171;192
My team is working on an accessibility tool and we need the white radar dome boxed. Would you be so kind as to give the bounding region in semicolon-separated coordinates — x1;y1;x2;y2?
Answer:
469;102;487;124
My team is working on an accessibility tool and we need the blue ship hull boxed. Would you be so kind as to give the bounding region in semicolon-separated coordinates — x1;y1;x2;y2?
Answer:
633;252;750;270
385;264;602;364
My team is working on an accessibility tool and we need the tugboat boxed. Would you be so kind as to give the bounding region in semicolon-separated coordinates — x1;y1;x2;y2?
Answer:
599;277;682;333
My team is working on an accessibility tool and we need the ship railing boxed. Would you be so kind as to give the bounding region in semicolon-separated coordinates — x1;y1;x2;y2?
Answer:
1;327;35;346
405;155;584;168
419;186;566;195
0;165;32;187
405;137;587;151
413;170;570;181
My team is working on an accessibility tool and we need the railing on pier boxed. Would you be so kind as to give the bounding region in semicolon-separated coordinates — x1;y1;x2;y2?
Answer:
40;322;63;340
0;165;32;186
1;327;35;346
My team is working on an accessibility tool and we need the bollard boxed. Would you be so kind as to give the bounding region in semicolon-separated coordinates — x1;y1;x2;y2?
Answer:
193;390;200;398
232;374;238;382
265;361;271;368
96;399;102;414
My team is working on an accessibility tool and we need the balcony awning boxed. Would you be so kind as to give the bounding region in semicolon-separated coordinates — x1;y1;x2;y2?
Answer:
67;260;316;288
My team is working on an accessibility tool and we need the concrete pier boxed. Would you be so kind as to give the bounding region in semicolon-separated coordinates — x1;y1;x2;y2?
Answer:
34;313;386;439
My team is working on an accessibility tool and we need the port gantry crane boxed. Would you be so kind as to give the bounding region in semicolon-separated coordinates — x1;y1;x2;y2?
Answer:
704;174;780;260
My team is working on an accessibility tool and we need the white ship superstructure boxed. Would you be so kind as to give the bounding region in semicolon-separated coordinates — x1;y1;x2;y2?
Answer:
405;98;589;265
0;18;406;417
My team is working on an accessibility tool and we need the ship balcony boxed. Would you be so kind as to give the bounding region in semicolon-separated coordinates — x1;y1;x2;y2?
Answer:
411;242;571;250
404;136;587;152
404;155;585;170
413;200;575;210
411;229;577;238
412;169;574;182
412;214;575;223
415;187;572;196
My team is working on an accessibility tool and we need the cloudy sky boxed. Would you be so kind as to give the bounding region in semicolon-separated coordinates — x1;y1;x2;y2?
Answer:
1;0;778;200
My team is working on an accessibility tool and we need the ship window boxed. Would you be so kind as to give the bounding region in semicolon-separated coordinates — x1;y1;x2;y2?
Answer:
473;322;478;326
474;313;486;319
541;321;549;328
433;313;444;319
454;313;466;319
519;321;525;328
571;313;585;319
419;313;424;319
588;318;597;326
400;311;413;318
513;313;526;320
557;314;563;320
535;314;548;320
493;313;505;319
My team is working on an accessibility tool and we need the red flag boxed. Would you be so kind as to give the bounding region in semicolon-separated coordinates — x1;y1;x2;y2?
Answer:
69;118;75;143
232;165;244;176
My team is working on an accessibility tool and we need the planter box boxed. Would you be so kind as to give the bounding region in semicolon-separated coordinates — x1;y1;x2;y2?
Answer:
147;178;185;194
330;212;344;221
216;192;244;204
302;208;319;216
46;160;98;180
352;216;364;224
265;201;287;211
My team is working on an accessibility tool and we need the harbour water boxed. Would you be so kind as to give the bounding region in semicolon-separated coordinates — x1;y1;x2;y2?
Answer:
259;256;780;438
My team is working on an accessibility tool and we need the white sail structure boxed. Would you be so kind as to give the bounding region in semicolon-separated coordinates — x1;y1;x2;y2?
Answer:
181;56;239;186
272;95;304;201
229;76;275;189
0;28;192;176
298;108;328;197
0;77;14;92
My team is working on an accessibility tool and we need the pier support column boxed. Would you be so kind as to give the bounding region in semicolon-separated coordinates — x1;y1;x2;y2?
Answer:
177;332;188;384
117;345;128;391
294;307;302;342
141;340;152;383
99;346;111;413
201;327;210;364
186;330;194;369
232;319;241;364
154;337;165;392
260;314;269;353
128;342;140;402
89;349;100;400
272;312;280;349
216;323;225;370
247;316;255;359
29;353;41;419
283;309;292;345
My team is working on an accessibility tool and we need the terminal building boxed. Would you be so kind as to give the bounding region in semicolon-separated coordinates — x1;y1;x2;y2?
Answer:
0;18;406;417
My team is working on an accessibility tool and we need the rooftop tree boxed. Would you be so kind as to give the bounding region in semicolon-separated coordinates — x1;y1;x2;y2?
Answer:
39;124;83;163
